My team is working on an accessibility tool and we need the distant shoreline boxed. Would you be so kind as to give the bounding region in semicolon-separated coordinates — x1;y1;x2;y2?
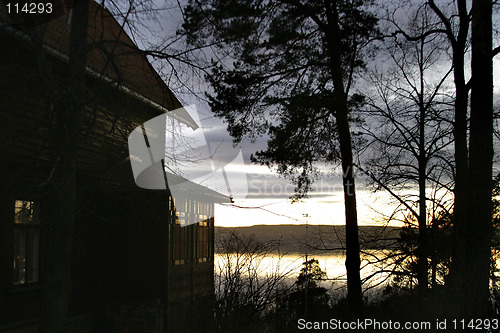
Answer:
215;224;402;252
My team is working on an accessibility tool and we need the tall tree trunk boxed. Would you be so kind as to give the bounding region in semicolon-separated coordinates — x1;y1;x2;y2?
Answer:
325;0;362;315
429;0;469;309
449;48;469;301
38;1;89;332
449;45;469;310
417;106;428;291
417;38;428;290
463;0;493;318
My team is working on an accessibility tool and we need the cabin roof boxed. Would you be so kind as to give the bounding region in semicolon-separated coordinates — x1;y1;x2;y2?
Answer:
0;0;197;128
98;156;231;204
0;1;229;201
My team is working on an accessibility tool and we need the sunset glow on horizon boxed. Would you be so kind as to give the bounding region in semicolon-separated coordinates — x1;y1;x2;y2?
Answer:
214;188;453;228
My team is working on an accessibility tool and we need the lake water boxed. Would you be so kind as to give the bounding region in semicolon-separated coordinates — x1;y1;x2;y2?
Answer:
215;249;397;297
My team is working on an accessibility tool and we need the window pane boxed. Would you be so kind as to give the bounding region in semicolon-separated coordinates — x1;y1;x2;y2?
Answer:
26;229;40;283
13;229;26;284
15;200;40;224
13;200;40;284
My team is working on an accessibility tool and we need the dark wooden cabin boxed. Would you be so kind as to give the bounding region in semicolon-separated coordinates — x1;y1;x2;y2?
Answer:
0;1;227;332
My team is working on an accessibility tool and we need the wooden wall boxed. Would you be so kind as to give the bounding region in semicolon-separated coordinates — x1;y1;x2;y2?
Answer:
0;30;216;332
0;32;166;191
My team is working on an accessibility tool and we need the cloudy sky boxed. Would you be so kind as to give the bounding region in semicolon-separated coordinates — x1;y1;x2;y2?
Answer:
121;0;500;227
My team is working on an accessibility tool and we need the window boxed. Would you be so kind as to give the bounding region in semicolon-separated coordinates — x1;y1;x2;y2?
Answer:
198;202;208;226
13;200;40;284
173;222;186;265
171;198;213;265
175;211;185;225
197;220;209;261
196;201;211;262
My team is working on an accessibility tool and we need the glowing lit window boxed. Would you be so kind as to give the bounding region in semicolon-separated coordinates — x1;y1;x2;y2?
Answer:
175;211;185;225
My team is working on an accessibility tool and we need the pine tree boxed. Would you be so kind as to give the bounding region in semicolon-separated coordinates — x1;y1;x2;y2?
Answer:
182;0;379;314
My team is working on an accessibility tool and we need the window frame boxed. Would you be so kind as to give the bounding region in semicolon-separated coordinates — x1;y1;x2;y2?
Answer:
12;199;41;285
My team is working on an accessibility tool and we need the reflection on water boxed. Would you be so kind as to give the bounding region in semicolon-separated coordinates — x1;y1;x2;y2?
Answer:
215;250;396;295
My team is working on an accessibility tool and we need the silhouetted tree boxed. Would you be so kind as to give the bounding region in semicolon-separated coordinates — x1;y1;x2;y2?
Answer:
388;0;498;317
181;0;379;315
268;259;330;333
464;0;494;318
361;4;454;291
36;1;89;332
214;230;293;333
